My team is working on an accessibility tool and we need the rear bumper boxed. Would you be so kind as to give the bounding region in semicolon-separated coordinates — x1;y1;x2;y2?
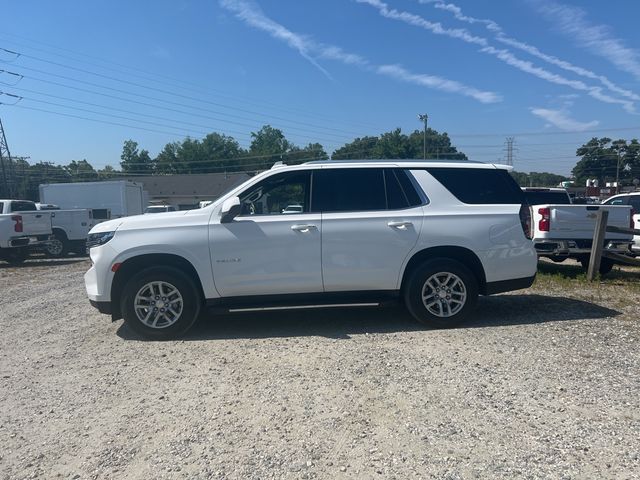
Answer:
9;235;52;247
534;239;632;256
484;275;535;295
89;300;112;315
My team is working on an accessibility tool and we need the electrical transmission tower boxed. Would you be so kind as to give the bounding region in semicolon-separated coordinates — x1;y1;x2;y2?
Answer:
503;137;516;167
0;117;14;198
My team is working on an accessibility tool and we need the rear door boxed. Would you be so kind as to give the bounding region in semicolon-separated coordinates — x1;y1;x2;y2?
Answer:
315;168;424;292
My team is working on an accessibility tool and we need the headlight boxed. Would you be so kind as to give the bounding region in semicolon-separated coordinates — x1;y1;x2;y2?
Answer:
87;231;115;249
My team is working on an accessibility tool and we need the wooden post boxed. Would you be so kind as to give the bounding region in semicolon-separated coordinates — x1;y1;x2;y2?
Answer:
587;209;609;281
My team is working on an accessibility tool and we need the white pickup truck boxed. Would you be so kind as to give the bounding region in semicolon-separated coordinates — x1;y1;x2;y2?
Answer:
36;203;94;257
522;188;633;274
0;199;52;264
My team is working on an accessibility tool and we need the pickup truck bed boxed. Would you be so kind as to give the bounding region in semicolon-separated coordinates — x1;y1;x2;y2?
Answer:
530;204;633;271
0;199;52;263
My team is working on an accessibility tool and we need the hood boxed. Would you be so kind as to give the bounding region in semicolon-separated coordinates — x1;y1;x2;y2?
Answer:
89;218;124;234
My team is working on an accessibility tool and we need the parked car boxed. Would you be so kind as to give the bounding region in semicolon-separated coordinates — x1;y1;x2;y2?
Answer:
145;205;178;214
523;187;633;273
0;200;52;264
35;203;95;257
602;192;640;255
85;160;538;339
281;204;303;214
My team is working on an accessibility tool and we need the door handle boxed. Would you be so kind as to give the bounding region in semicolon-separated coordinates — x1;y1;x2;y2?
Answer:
387;220;412;229
291;224;316;232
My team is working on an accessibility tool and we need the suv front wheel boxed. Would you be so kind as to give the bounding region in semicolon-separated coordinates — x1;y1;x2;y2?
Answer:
404;259;478;328
120;266;202;340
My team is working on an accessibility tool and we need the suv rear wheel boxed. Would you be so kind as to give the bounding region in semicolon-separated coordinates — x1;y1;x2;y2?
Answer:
120;266;201;340
404;259;478;328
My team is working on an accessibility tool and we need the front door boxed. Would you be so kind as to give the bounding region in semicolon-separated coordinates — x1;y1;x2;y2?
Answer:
209;170;323;297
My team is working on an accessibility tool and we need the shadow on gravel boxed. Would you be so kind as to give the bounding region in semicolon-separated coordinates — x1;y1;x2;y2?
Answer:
116;294;621;341
538;260;640;281
0;258;86;269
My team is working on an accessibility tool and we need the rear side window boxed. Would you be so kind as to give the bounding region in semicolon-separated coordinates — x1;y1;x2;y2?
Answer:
10;201;37;212
426;168;524;204
312;168;424;212
313;168;386;212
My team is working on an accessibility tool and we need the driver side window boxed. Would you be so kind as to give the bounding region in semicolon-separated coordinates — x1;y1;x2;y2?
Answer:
239;170;310;216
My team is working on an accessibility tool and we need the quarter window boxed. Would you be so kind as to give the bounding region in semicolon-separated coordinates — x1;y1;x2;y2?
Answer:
426;168;524;204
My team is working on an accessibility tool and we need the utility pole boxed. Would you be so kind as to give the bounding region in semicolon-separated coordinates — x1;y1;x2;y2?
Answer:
0;117;13;198
418;114;428;160
504;137;515;167
615;148;623;194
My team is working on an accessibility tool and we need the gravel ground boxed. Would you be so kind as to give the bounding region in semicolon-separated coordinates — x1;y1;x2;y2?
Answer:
1;258;639;479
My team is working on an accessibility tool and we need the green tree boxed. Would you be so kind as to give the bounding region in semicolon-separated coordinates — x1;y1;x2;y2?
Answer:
98;165;118;179
332;128;467;160
248;125;294;170
65;159;98;182
572;137;640;186
120;140;153;174
511;171;568;187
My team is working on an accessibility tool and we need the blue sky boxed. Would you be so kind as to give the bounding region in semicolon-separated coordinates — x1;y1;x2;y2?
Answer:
1;0;639;175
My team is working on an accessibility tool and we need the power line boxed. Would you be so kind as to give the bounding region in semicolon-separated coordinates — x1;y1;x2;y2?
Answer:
0;32;388;132
3;67;359;144
2;49;373;139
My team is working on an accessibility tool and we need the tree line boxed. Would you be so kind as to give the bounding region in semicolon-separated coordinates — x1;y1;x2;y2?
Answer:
4;123;639;201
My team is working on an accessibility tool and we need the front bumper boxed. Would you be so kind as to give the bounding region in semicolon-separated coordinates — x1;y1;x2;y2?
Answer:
89;300;112;315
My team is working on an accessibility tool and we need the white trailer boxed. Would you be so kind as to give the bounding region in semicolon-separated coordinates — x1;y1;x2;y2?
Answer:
39;181;145;218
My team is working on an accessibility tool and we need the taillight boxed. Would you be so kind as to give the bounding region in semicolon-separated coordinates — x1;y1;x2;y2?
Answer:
11;215;23;233
538;207;550;232
519;204;532;239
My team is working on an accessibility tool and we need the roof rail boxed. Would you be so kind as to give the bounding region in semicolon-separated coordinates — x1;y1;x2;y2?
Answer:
271;161;287;169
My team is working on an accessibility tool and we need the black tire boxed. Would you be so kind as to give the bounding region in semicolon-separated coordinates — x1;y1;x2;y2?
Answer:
578;256;615;276
120;266;202;340
3;247;28;265
404;258;478;328
44;231;68;258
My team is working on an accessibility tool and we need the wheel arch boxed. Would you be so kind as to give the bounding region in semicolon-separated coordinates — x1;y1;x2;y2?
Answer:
110;253;205;320
400;246;488;295
51;227;68;239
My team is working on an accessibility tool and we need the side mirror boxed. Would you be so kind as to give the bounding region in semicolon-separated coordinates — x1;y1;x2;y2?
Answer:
220;196;241;223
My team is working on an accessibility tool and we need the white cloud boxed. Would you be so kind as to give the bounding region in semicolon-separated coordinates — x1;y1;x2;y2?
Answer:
220;0;500;103
531;0;640;81
359;0;637;112
358;0;487;46
530;107;599;131
219;0;333;79
422;0;639;102
377;64;501;103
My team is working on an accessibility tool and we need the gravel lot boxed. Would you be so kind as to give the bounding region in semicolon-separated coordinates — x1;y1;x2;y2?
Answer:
1;258;639;479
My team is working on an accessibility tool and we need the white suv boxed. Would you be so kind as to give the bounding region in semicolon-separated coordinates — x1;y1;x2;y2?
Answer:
602;192;640;254
85;160;537;339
